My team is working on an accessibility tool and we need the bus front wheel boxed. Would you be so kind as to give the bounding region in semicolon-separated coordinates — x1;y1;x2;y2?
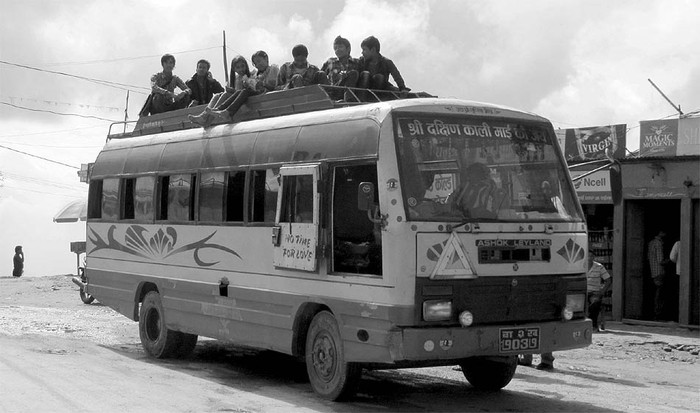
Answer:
305;311;361;401
139;291;185;359
459;356;518;390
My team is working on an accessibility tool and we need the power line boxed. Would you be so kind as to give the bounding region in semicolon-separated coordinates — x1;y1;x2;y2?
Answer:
0;143;79;169
0;184;85;199
0;125;103;139
43;46;221;67
0;60;150;93
1;101;119;122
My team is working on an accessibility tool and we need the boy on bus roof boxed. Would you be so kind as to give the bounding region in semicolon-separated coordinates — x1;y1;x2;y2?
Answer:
251;50;280;94
357;36;410;93
277;44;329;90
186;59;225;106
143;54;192;116
321;35;360;88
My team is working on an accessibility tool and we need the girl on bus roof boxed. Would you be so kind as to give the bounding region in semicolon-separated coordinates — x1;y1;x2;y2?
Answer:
188;55;257;128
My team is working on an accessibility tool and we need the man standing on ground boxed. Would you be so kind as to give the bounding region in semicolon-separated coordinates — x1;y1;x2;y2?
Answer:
648;230;668;321
587;249;612;331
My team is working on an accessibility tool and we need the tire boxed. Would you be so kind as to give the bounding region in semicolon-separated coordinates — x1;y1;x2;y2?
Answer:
139;291;181;359
174;333;198;358
459;356;518;390
305;311;361;401
79;289;96;304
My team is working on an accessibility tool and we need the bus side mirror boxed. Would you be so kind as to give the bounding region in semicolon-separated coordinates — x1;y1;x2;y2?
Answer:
609;162;622;206
357;182;375;211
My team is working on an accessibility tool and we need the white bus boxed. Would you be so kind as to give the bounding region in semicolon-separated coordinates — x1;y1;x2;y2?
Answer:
85;86;592;400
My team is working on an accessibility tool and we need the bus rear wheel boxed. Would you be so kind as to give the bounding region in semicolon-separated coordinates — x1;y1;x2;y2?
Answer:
139;291;189;359
459;356;518;390
305;311;361;401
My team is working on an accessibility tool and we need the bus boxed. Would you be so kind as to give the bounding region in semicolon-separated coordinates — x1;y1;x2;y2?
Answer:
84;85;593;400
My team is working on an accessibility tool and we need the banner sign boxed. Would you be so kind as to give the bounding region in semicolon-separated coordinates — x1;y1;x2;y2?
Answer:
677;117;700;156
562;124;626;161
639;119;677;157
570;169;612;204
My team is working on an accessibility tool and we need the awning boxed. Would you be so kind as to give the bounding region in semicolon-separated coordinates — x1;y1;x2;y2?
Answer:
53;199;87;223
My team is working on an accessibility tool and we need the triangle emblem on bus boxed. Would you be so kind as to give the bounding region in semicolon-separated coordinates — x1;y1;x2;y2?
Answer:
430;232;476;279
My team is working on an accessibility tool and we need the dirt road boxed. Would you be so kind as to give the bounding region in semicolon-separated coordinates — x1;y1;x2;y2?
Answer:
1;275;698;412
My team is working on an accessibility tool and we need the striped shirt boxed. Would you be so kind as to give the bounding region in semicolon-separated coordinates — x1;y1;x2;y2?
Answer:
587;261;611;293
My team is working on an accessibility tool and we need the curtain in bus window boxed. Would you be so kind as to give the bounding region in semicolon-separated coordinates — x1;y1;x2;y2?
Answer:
226;171;245;222
167;174;192;221
199;172;225;222
250;168;279;222
134;176;155;221
121;178;135;219
101;178;119;220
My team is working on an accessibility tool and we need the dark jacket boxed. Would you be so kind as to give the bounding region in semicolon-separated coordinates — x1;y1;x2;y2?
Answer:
186;74;225;105
358;54;409;91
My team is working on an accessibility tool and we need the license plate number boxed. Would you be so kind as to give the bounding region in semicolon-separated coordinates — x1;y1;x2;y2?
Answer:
499;327;540;352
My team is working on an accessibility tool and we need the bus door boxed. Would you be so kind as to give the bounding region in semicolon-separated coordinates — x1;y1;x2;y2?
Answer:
272;164;321;272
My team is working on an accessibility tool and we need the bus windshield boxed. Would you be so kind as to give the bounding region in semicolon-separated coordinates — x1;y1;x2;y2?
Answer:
395;114;583;222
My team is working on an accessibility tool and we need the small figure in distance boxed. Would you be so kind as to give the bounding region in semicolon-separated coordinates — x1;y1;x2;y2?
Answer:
251;50;280;94
12;245;24;277
587;248;612;332
188;55;256;127
143;54;192;116
185;59;224;106
277;44;329;90
322;35;360;92
357;35;410;95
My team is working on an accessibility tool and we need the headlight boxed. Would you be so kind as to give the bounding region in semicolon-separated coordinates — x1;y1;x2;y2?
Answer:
423;300;452;321
566;294;586;312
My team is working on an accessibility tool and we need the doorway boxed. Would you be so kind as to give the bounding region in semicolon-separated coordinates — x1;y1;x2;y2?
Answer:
623;199;681;322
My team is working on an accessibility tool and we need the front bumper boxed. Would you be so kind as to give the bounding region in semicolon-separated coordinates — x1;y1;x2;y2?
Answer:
387;319;592;361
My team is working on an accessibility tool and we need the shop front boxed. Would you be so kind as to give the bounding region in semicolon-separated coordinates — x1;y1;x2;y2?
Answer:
614;155;699;327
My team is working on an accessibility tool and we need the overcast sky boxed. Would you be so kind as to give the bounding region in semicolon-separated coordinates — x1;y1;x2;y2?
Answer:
1;0;699;276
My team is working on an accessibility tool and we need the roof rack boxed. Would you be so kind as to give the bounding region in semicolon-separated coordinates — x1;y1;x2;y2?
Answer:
107;85;435;141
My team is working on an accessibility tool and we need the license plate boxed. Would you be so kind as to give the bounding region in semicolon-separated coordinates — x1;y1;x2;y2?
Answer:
499;327;540;353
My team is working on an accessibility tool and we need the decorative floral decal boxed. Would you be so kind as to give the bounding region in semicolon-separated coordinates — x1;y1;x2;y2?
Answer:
556;238;585;263
89;225;241;267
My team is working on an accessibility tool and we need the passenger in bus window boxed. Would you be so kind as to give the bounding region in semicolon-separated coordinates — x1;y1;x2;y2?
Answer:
322;36;360;90
357;36;409;94
251;50;280;94
142;54;192;116
277;44;329;90
450;163;497;219
188;55;255;127
541;180;570;218
185;59;224;106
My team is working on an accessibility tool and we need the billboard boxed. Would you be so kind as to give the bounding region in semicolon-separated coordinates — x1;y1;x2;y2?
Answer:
562;124;626;161
677;116;700;156
639;119;678;157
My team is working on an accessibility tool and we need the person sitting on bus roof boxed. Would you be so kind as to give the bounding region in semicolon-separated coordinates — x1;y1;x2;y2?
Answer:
188;55;256;127
142;54;192;116
185;59;224;106
277;44;329;90
357;36;410;93
251;50;280;94
322;35;360;88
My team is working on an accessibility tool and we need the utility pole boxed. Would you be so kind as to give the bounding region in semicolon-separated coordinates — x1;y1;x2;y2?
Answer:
648;78;683;116
223;31;229;87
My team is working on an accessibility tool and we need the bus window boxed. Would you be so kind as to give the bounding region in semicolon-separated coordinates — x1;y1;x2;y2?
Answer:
160;174;196;222
121;178;135;220
101;178;119;221
158;176;169;220
199;172;226;222
249;168;279;223
280;175;314;223
225;171;245;222
134;176;155;221
88;180;103;219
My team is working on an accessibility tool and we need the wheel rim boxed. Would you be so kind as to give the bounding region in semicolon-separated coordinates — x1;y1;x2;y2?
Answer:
145;307;162;342
311;332;337;382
